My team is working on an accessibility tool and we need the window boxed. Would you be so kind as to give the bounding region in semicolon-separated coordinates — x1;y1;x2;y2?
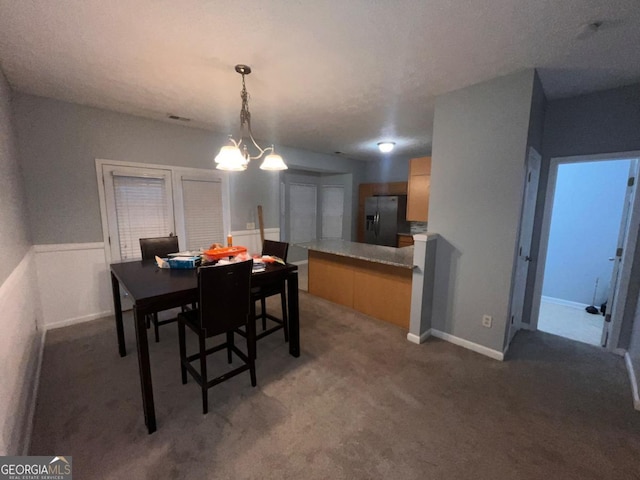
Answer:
98;160;229;263
181;176;225;250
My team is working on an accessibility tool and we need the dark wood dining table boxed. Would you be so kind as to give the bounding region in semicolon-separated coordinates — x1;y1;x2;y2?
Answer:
110;259;300;434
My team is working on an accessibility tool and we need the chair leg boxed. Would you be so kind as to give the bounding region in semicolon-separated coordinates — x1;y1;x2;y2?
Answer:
226;331;234;364
247;318;257;387
261;297;267;331
250;301;258;360
280;289;289;343
178;321;187;385
199;333;208;415
146;314;151;329
153;313;160;343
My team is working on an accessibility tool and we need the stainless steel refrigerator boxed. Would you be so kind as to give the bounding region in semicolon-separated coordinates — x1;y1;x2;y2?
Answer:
364;195;409;247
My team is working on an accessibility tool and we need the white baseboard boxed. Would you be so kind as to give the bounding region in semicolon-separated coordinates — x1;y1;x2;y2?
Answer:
46;310;113;331
407;329;431;344
22;330;46;455
292;260;308;266
430;329;505;361
541;295;590;310
624;352;640;411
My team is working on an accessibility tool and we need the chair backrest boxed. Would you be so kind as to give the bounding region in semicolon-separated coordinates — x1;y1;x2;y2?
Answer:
198;260;253;337
262;240;289;262
139;236;179;260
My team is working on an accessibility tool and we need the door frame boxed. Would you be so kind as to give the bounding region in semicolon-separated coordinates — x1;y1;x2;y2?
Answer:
529;150;640;353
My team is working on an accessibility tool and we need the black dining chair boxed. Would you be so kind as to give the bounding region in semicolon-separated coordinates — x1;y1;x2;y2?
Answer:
139;236;182;342
177;260;256;414
253;240;290;342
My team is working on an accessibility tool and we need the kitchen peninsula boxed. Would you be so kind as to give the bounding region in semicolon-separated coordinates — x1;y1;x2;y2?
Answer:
298;240;414;328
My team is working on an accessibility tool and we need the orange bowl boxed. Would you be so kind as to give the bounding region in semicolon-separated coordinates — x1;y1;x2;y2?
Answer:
202;246;247;260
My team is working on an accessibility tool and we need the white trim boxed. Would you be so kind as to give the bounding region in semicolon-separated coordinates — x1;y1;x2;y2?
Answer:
541;295;590;310
624;352;640;411
22;330;46;455
292;260;308;266
407;330;431;344
33;242;104;253
430;329;505;361
231;227;279;237
45;311;113;331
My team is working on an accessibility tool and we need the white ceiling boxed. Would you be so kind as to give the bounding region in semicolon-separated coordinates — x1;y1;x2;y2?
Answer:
1;0;639;161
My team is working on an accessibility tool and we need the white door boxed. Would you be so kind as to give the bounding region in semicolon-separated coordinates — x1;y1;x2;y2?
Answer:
507;147;541;345
290;183;317;244
601;161;637;347
321;185;344;239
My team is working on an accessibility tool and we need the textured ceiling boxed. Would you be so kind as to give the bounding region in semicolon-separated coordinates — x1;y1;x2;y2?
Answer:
1;0;639;161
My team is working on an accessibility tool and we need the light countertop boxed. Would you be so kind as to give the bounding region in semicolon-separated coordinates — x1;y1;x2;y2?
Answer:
297;239;414;269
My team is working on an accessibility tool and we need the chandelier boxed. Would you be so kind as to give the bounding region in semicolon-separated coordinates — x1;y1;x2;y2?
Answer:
215;65;288;171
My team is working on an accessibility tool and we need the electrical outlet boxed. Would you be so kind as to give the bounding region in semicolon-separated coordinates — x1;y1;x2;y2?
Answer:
482;315;492;328
246;222;255;229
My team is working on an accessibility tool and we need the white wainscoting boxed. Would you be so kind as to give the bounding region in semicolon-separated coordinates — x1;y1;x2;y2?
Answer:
34;243;113;329
0;250;44;455
230;228;280;255
32;233;280;330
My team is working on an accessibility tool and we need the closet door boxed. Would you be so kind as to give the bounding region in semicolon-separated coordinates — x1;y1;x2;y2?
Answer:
321;185;344;239
290;183;317;244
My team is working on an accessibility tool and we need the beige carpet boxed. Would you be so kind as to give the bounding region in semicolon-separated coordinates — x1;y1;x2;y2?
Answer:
30;292;640;479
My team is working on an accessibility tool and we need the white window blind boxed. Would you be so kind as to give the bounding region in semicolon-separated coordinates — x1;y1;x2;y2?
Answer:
113;174;172;260
181;177;225;250
321;186;344;239
290;183;317;244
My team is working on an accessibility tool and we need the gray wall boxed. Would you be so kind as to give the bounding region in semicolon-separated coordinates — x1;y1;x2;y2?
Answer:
0;69;40;456
11;93;367;245
363;155;412;183
0;76;31;284
531;83;640;351
428;70;536;353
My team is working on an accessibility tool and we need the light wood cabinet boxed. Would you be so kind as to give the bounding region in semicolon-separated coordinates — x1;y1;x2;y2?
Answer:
308;250;412;329
397;234;414;248
406;156;431;221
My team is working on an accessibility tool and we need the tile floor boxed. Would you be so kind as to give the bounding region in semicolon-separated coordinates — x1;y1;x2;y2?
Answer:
537;299;604;346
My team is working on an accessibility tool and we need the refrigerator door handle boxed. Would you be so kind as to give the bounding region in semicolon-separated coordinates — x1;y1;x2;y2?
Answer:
375;212;380;236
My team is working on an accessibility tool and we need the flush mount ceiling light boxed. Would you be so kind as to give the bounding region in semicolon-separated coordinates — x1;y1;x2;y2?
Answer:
377;142;395;153
215;64;288;172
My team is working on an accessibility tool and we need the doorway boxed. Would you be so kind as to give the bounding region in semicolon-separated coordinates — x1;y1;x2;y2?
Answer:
531;153;640;349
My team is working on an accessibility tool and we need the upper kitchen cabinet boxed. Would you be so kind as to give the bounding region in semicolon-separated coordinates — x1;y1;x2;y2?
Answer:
406;156;431;221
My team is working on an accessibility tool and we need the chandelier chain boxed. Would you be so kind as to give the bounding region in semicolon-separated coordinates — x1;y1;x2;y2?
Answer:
239;73;251;129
